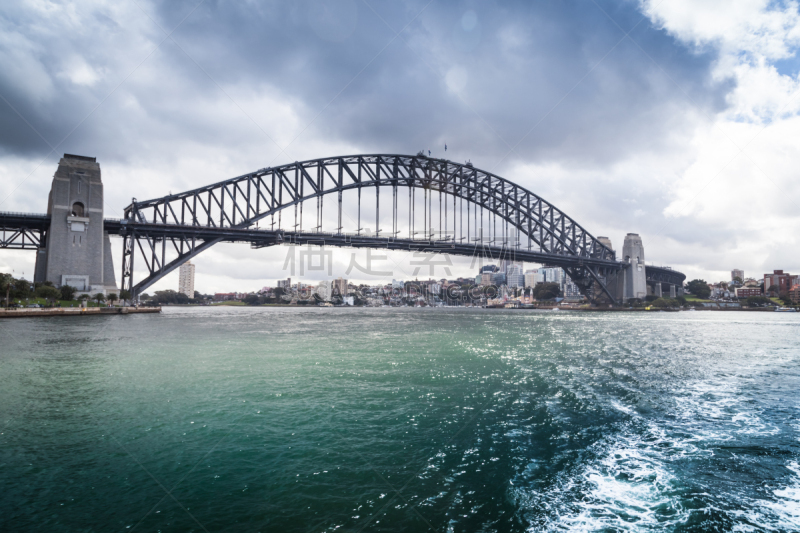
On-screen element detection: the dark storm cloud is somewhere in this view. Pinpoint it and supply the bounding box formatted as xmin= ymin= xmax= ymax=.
xmin=0 ymin=0 xmax=725 ymax=170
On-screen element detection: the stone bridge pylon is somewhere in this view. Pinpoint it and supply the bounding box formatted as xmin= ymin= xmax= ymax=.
xmin=32 ymin=154 xmax=117 ymax=295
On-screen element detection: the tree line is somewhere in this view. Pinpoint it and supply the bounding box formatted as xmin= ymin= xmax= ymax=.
xmin=0 ymin=274 xmax=131 ymax=306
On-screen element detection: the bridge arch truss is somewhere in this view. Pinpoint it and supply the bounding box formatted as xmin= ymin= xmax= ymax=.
xmin=121 ymin=154 xmax=622 ymax=301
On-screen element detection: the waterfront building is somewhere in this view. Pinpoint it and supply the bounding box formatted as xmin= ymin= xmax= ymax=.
xmin=178 ymin=261 xmax=195 ymax=298
xmin=764 ymin=270 xmax=798 ymax=293
xmin=492 ymin=272 xmax=507 ymax=286
xmin=214 ymin=292 xmax=236 ymax=301
xmin=735 ymin=287 xmax=762 ymax=298
xmin=333 ymin=277 xmax=348 ymax=297
xmin=524 ymin=269 xmax=538 ymax=288
xmin=790 ymin=285 xmax=800 ymax=304
xmin=392 ymin=279 xmax=404 ymax=289
xmin=480 ymin=273 xmax=493 ymax=285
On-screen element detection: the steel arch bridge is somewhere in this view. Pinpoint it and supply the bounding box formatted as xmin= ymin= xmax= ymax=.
xmin=111 ymin=153 xmax=685 ymax=303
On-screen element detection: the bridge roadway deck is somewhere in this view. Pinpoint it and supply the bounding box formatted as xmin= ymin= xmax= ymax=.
xmin=104 ymin=219 xmax=625 ymax=271
xmin=0 ymin=214 xmax=685 ymax=285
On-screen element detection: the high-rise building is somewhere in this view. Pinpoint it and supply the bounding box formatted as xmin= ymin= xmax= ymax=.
xmin=539 ymin=267 xmax=562 ymax=285
xmin=731 ymin=269 xmax=744 ymax=281
xmin=563 ymin=274 xmax=582 ymax=298
xmin=524 ymin=269 xmax=538 ymax=288
xmin=277 ymin=278 xmax=291 ymax=289
xmin=498 ymin=260 xmax=523 ymax=274
xmin=178 ymin=261 xmax=195 ymax=298
xmin=333 ymin=277 xmax=348 ymax=297
xmin=536 ymin=266 xmax=582 ymax=298
xmin=506 ymin=264 xmax=524 ymax=288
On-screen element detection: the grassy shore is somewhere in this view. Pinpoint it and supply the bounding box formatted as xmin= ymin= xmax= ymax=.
xmin=5 ymin=297 xmax=114 ymax=308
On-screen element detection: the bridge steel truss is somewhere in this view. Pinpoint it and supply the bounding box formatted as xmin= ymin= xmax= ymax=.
xmin=119 ymin=154 xmax=639 ymax=302
xmin=0 ymin=213 xmax=48 ymax=249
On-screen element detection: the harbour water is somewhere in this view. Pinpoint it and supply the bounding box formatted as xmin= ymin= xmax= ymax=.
xmin=1 ymin=307 xmax=799 ymax=532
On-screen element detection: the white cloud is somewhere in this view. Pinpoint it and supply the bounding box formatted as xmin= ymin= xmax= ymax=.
xmin=643 ymin=0 xmax=800 ymax=61
xmin=60 ymin=55 xmax=101 ymax=86
xmin=639 ymin=0 xmax=800 ymax=279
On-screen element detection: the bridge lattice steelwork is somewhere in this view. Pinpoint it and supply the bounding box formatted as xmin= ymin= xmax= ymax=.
xmin=119 ymin=154 xmax=630 ymax=301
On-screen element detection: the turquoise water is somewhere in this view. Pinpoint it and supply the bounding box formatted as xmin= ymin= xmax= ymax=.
xmin=1 ymin=307 xmax=799 ymax=532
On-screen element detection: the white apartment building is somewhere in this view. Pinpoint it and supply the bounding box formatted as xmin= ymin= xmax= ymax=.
xmin=178 ymin=261 xmax=195 ymax=298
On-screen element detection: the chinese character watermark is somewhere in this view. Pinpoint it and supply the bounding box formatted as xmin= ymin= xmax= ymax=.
xmin=282 ymin=245 xmax=333 ymax=276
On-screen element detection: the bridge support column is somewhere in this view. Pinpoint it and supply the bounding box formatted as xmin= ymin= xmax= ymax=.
xmin=38 ymin=155 xmax=117 ymax=296
xmin=654 ymin=283 xmax=662 ymax=298
xmin=669 ymin=284 xmax=676 ymax=298
xmin=622 ymin=233 xmax=646 ymax=301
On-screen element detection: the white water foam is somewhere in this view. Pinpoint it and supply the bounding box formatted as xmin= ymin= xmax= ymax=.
xmin=514 ymin=422 xmax=702 ymax=532
xmin=730 ymin=461 xmax=800 ymax=532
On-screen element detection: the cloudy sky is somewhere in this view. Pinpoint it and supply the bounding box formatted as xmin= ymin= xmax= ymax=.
xmin=0 ymin=0 xmax=798 ymax=293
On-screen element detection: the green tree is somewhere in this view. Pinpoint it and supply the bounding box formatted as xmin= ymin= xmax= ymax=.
xmin=151 ymin=290 xmax=190 ymax=305
xmin=60 ymin=285 xmax=77 ymax=301
xmin=35 ymin=285 xmax=61 ymax=304
xmin=94 ymin=292 xmax=106 ymax=305
xmin=533 ymin=282 xmax=560 ymax=300
xmin=243 ymin=293 xmax=260 ymax=305
xmin=107 ymin=293 xmax=118 ymax=306
xmin=119 ymin=289 xmax=131 ymax=303
xmin=651 ymin=297 xmax=679 ymax=308
xmin=0 ymin=273 xmax=13 ymax=306
xmin=686 ymin=279 xmax=711 ymax=299
xmin=745 ymin=296 xmax=772 ymax=306
xmin=11 ymin=278 xmax=33 ymax=299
